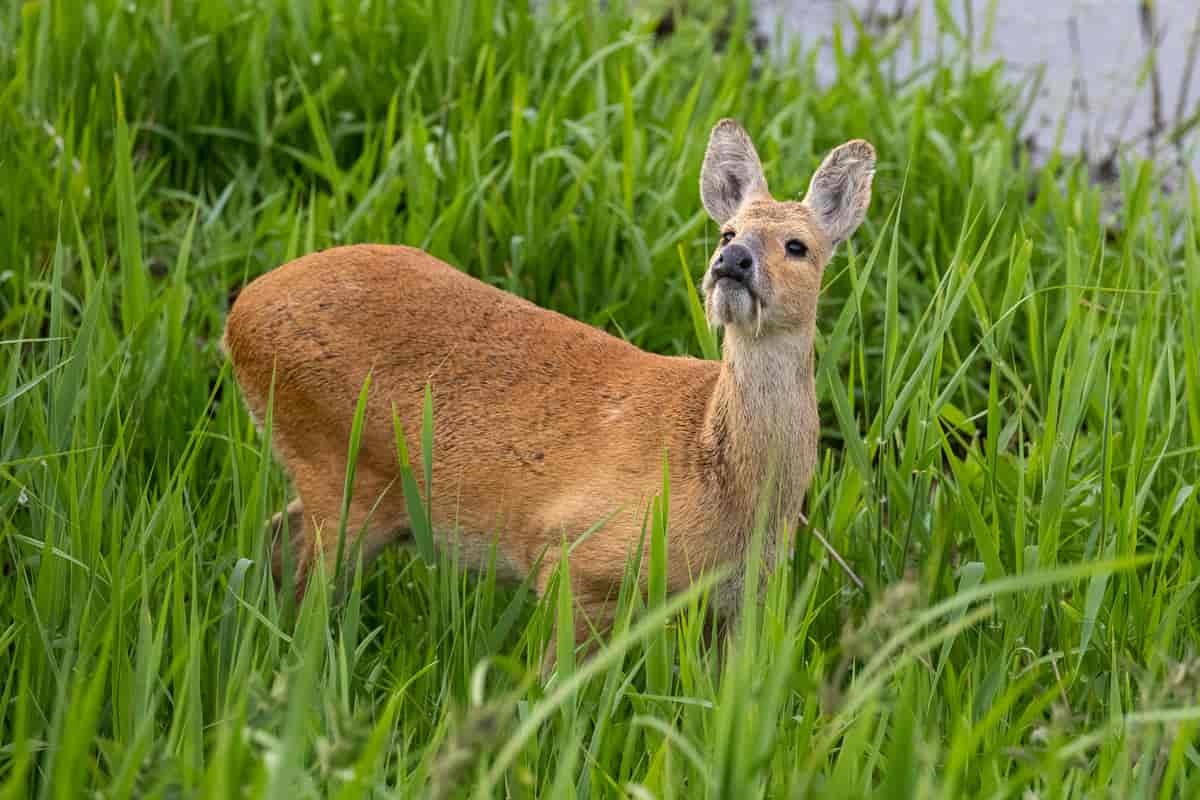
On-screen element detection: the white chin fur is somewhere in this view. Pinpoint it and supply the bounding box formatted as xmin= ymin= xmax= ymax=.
xmin=707 ymin=283 xmax=755 ymax=327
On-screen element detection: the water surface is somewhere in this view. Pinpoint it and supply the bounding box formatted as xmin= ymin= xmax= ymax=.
xmin=758 ymin=0 xmax=1200 ymax=175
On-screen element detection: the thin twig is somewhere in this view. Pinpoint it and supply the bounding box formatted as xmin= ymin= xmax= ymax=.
xmin=1139 ymin=0 xmax=1165 ymax=153
xmin=799 ymin=512 xmax=864 ymax=590
xmin=1066 ymin=16 xmax=1091 ymax=156
xmin=1173 ymin=6 xmax=1200 ymax=126
xmin=1171 ymin=5 xmax=1200 ymax=171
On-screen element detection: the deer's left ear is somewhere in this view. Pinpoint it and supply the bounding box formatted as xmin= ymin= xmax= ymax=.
xmin=700 ymin=119 xmax=770 ymax=225
xmin=802 ymin=140 xmax=875 ymax=246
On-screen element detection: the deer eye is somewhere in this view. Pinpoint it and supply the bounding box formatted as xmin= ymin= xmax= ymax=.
xmin=785 ymin=239 xmax=808 ymax=258
xmin=720 ymin=230 xmax=736 ymax=245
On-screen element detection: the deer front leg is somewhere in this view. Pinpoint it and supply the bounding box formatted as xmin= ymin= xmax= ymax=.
xmin=535 ymin=561 xmax=621 ymax=680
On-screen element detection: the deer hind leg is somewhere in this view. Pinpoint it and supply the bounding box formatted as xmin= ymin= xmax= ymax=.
xmin=268 ymin=497 xmax=306 ymax=589
xmin=232 ymin=378 xmax=400 ymax=596
xmin=276 ymin=452 xmax=410 ymax=602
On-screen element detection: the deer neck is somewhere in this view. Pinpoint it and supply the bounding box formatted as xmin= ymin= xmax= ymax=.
xmin=703 ymin=327 xmax=818 ymax=529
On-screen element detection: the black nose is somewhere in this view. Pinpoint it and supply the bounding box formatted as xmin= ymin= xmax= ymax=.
xmin=713 ymin=242 xmax=755 ymax=284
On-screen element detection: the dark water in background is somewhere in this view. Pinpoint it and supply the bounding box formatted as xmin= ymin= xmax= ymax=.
xmin=755 ymin=0 xmax=1200 ymax=179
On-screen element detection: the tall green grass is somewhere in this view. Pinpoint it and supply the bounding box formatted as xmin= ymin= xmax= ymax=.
xmin=2 ymin=0 xmax=1199 ymax=796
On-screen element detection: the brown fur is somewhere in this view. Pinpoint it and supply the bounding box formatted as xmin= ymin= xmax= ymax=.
xmin=222 ymin=119 xmax=875 ymax=667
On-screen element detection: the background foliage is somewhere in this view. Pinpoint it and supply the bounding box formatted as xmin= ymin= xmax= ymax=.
xmin=2 ymin=0 xmax=1199 ymax=796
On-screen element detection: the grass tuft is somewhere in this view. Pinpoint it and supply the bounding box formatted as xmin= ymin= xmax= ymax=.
xmin=2 ymin=0 xmax=1199 ymax=796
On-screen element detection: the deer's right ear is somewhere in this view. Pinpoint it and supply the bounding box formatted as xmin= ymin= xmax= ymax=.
xmin=700 ymin=119 xmax=769 ymax=225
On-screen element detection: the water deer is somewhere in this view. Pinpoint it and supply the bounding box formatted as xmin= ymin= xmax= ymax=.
xmin=224 ymin=119 xmax=874 ymax=662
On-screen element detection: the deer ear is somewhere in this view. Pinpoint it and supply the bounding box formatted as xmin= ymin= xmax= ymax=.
xmin=802 ymin=139 xmax=875 ymax=246
xmin=700 ymin=119 xmax=770 ymax=225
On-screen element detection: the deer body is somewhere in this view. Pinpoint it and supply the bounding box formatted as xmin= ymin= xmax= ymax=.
xmin=224 ymin=120 xmax=874 ymax=657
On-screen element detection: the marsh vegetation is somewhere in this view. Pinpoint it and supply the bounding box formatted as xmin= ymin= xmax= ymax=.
xmin=2 ymin=0 xmax=1198 ymax=796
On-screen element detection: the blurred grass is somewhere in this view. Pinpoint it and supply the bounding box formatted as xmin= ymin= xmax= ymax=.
xmin=2 ymin=0 xmax=1199 ymax=796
